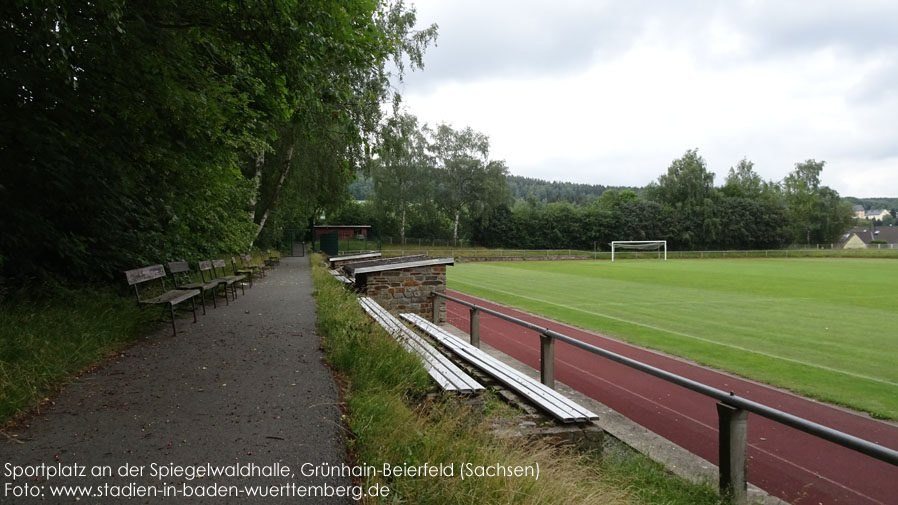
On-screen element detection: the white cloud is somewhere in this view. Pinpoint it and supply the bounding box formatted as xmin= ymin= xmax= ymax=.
xmin=399 ymin=0 xmax=898 ymax=196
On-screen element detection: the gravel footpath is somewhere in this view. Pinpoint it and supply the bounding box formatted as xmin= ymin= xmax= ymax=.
xmin=2 ymin=256 xmax=353 ymax=504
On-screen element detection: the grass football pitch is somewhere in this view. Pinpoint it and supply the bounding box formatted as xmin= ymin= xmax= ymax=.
xmin=448 ymin=258 xmax=898 ymax=419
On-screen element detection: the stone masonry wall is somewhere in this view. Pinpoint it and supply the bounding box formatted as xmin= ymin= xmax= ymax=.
xmin=365 ymin=265 xmax=446 ymax=319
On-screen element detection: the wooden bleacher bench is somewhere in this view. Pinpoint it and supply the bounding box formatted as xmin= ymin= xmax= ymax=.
xmin=124 ymin=264 xmax=200 ymax=336
xmin=328 ymin=251 xmax=381 ymax=269
xmin=329 ymin=269 xmax=353 ymax=285
xmin=401 ymin=313 xmax=598 ymax=423
xmin=358 ymin=297 xmax=483 ymax=393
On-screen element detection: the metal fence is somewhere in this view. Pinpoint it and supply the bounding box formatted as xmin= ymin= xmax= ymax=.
xmin=431 ymin=291 xmax=898 ymax=503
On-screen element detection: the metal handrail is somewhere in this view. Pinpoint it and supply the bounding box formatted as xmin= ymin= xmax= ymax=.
xmin=433 ymin=290 xmax=898 ymax=468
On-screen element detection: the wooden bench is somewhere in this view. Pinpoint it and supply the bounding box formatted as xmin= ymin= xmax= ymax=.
xmin=212 ymin=259 xmax=246 ymax=300
xmin=230 ymin=256 xmax=254 ymax=288
xmin=266 ymin=250 xmax=281 ymax=267
xmin=167 ymin=261 xmax=224 ymax=315
xmin=241 ymin=253 xmax=269 ymax=277
xmin=358 ymin=297 xmax=483 ymax=393
xmin=401 ymin=313 xmax=598 ymax=423
xmin=124 ymin=264 xmax=201 ymax=336
xmin=329 ymin=269 xmax=353 ymax=285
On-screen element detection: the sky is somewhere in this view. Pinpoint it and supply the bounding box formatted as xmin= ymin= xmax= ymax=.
xmin=392 ymin=0 xmax=898 ymax=197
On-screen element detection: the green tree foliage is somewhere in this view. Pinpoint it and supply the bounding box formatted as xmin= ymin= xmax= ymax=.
xmin=644 ymin=149 xmax=721 ymax=248
xmin=0 ymin=0 xmax=436 ymax=283
xmin=348 ymin=173 xmax=375 ymax=200
xmin=372 ymin=112 xmax=433 ymax=245
xmin=471 ymin=152 xmax=848 ymax=252
xmin=783 ymin=160 xmax=853 ymax=244
xmin=427 ymin=123 xmax=510 ymax=245
xmin=722 ymin=158 xmax=764 ymax=199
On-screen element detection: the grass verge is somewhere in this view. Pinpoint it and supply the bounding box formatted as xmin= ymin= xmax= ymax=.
xmin=0 ymin=286 xmax=152 ymax=423
xmin=312 ymin=255 xmax=726 ymax=504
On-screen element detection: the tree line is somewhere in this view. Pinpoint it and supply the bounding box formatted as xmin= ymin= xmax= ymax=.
xmin=0 ymin=0 xmax=436 ymax=284
xmin=337 ymin=145 xmax=855 ymax=251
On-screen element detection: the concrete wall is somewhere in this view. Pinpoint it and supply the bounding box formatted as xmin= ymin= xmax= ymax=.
xmin=364 ymin=265 xmax=446 ymax=319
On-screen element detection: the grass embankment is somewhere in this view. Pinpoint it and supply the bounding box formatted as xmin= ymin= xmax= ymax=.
xmin=312 ymin=256 xmax=724 ymax=504
xmin=449 ymin=258 xmax=898 ymax=419
xmin=0 ymin=286 xmax=151 ymax=423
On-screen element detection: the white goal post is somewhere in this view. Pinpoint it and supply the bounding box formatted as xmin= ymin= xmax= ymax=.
xmin=610 ymin=241 xmax=667 ymax=261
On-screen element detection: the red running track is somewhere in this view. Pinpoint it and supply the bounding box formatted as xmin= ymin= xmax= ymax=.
xmin=445 ymin=290 xmax=898 ymax=505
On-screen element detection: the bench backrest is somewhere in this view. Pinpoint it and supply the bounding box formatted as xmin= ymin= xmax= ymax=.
xmin=231 ymin=256 xmax=243 ymax=274
xmin=167 ymin=261 xmax=190 ymax=275
xmin=125 ymin=265 xmax=166 ymax=286
xmin=211 ymin=259 xmax=227 ymax=278
xmin=167 ymin=261 xmax=202 ymax=286
xmin=198 ymin=260 xmax=213 ymax=272
xmin=124 ymin=264 xmax=168 ymax=303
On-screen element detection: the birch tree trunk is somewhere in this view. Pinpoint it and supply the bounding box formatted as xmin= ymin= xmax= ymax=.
xmin=400 ymin=207 xmax=407 ymax=245
xmin=453 ymin=209 xmax=460 ymax=247
xmin=250 ymin=145 xmax=293 ymax=247
xmin=247 ymin=150 xmax=265 ymax=222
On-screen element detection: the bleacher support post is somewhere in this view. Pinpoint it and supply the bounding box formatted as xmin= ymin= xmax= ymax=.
xmin=717 ymin=402 xmax=749 ymax=503
xmin=469 ymin=308 xmax=480 ymax=348
xmin=540 ymin=333 xmax=555 ymax=389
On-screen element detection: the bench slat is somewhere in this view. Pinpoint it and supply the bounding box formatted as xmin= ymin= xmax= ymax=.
xmin=144 ymin=289 xmax=201 ymax=306
xmin=358 ymin=297 xmax=483 ymax=393
xmin=401 ymin=313 xmax=598 ymax=423
xmin=329 ymin=270 xmax=353 ymax=284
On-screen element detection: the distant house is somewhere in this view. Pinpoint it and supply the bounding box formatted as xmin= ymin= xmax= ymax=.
xmin=840 ymin=226 xmax=898 ymax=249
xmin=865 ymin=209 xmax=891 ymax=221
xmin=852 ymin=204 xmax=865 ymax=219
xmin=313 ymin=225 xmax=371 ymax=241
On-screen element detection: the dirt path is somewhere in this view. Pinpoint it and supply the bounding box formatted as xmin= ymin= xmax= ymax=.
xmin=1 ymin=257 xmax=351 ymax=504
xmin=446 ymin=290 xmax=898 ymax=505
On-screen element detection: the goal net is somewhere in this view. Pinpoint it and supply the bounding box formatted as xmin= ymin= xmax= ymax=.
xmin=610 ymin=241 xmax=667 ymax=261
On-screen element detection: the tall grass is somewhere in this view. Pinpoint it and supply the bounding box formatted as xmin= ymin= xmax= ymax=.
xmin=312 ymin=256 xmax=725 ymax=505
xmin=0 ymin=286 xmax=152 ymax=422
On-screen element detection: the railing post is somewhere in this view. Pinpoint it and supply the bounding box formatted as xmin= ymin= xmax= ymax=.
xmin=469 ymin=307 xmax=480 ymax=348
xmin=431 ymin=293 xmax=445 ymax=324
xmin=540 ymin=333 xmax=555 ymax=389
xmin=717 ymin=402 xmax=749 ymax=504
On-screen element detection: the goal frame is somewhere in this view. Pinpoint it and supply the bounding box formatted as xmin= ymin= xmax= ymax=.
xmin=610 ymin=240 xmax=667 ymax=262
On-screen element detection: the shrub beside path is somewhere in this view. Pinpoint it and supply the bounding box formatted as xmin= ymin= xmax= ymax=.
xmin=2 ymin=257 xmax=351 ymax=504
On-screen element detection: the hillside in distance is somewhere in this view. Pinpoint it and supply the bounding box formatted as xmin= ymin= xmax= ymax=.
xmin=506 ymin=174 xmax=610 ymax=204
xmin=349 ymin=172 xmax=633 ymax=204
